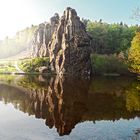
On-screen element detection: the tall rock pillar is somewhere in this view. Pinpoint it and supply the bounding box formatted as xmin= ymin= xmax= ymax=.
xmin=49 ymin=7 xmax=91 ymax=76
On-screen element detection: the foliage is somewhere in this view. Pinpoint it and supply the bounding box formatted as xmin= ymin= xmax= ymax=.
xmin=91 ymin=53 xmax=129 ymax=75
xmin=128 ymin=32 xmax=140 ymax=74
xmin=87 ymin=21 xmax=139 ymax=54
xmin=19 ymin=57 xmax=49 ymax=73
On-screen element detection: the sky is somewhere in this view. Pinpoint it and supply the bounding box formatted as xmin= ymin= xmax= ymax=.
xmin=0 ymin=0 xmax=140 ymax=39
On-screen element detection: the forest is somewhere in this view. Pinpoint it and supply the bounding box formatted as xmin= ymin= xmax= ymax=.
xmin=87 ymin=20 xmax=140 ymax=75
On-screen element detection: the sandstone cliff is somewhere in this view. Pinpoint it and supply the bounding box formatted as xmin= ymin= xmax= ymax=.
xmin=48 ymin=7 xmax=91 ymax=76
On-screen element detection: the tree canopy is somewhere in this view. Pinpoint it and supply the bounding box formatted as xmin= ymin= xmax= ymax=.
xmin=87 ymin=20 xmax=139 ymax=54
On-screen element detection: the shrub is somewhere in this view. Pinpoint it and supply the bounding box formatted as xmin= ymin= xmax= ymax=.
xmin=19 ymin=57 xmax=49 ymax=73
xmin=91 ymin=54 xmax=129 ymax=75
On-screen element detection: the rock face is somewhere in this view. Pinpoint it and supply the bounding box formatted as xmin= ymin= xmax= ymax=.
xmin=48 ymin=7 xmax=91 ymax=76
xmin=31 ymin=7 xmax=92 ymax=77
xmin=32 ymin=13 xmax=59 ymax=57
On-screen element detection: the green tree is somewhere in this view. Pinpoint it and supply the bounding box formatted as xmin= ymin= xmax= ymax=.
xmin=87 ymin=21 xmax=138 ymax=54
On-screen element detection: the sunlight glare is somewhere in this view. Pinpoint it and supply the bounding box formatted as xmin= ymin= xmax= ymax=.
xmin=0 ymin=0 xmax=37 ymax=39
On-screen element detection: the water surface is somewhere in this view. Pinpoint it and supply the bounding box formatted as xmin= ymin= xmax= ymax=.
xmin=0 ymin=75 xmax=140 ymax=140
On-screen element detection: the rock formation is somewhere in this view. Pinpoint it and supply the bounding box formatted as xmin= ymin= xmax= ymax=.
xmin=31 ymin=7 xmax=92 ymax=76
xmin=31 ymin=13 xmax=59 ymax=57
xmin=48 ymin=7 xmax=91 ymax=76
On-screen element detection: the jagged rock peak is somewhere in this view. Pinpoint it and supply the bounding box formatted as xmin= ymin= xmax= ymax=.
xmin=64 ymin=7 xmax=77 ymax=17
xmin=31 ymin=13 xmax=59 ymax=58
xmin=50 ymin=13 xmax=59 ymax=25
xmin=49 ymin=7 xmax=92 ymax=77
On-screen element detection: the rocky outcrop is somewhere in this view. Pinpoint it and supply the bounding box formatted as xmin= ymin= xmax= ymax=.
xmin=31 ymin=7 xmax=92 ymax=77
xmin=31 ymin=13 xmax=59 ymax=57
xmin=48 ymin=7 xmax=92 ymax=76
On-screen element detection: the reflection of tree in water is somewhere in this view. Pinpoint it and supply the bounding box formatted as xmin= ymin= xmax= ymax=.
xmin=126 ymin=81 xmax=140 ymax=112
xmin=125 ymin=81 xmax=140 ymax=140
xmin=0 ymin=76 xmax=140 ymax=136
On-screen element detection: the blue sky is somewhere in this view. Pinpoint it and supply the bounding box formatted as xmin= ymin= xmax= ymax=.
xmin=30 ymin=0 xmax=140 ymax=24
xmin=0 ymin=0 xmax=140 ymax=39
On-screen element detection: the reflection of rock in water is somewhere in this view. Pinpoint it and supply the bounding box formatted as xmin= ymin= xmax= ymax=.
xmin=19 ymin=76 xmax=140 ymax=136
xmin=1 ymin=76 xmax=140 ymax=136
xmin=27 ymin=76 xmax=90 ymax=135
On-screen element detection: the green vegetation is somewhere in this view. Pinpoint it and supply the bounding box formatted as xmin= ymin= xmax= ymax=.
xmin=87 ymin=21 xmax=139 ymax=54
xmin=86 ymin=20 xmax=140 ymax=75
xmin=91 ymin=53 xmax=129 ymax=75
xmin=19 ymin=57 xmax=49 ymax=73
xmin=128 ymin=32 xmax=140 ymax=74
xmin=0 ymin=60 xmax=17 ymax=73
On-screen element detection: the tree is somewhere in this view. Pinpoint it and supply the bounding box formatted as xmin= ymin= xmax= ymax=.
xmin=128 ymin=32 xmax=140 ymax=73
xmin=87 ymin=21 xmax=138 ymax=54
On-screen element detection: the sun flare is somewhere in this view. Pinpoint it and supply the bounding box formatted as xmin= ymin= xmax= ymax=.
xmin=0 ymin=0 xmax=37 ymax=39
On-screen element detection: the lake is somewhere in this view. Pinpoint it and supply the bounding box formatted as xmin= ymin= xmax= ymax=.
xmin=0 ymin=75 xmax=140 ymax=140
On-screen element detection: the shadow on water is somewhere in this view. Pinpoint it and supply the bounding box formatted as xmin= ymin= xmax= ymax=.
xmin=0 ymin=75 xmax=140 ymax=137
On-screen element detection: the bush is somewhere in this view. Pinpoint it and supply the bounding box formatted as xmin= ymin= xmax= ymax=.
xmin=19 ymin=57 xmax=49 ymax=73
xmin=91 ymin=54 xmax=129 ymax=75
